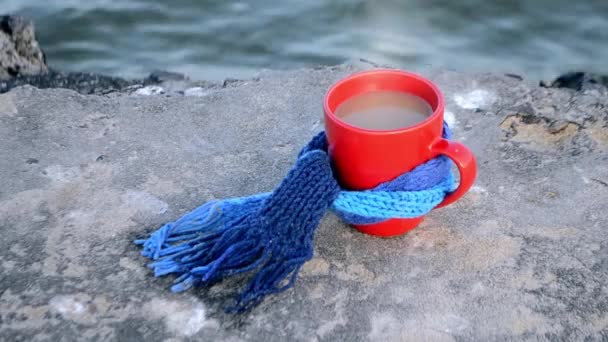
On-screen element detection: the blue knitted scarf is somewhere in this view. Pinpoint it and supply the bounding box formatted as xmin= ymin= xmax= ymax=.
xmin=135 ymin=123 xmax=455 ymax=313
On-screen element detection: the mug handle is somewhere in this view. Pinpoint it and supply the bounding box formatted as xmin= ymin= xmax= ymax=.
xmin=430 ymin=139 xmax=477 ymax=208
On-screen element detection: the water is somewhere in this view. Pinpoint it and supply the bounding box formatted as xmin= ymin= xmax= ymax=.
xmin=6 ymin=0 xmax=608 ymax=81
xmin=336 ymin=91 xmax=432 ymax=130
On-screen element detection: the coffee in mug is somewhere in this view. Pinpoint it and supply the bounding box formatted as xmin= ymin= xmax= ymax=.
xmin=334 ymin=91 xmax=432 ymax=130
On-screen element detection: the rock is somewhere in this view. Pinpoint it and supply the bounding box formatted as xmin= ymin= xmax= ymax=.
xmin=1 ymin=68 xmax=220 ymax=96
xmin=0 ymin=69 xmax=138 ymax=95
xmin=540 ymin=71 xmax=608 ymax=91
xmin=134 ymin=85 xmax=165 ymax=96
xmin=0 ymin=15 xmax=48 ymax=80
xmin=0 ymin=66 xmax=607 ymax=341
xmin=143 ymin=70 xmax=187 ymax=85
xmin=142 ymin=71 xmax=222 ymax=97
xmin=183 ymin=86 xmax=208 ymax=97
xmin=504 ymin=73 xmax=524 ymax=81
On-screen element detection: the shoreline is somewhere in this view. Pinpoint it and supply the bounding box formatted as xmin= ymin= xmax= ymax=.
xmin=3 ymin=66 xmax=608 ymax=97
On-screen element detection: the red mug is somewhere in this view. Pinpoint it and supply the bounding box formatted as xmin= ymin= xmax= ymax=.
xmin=323 ymin=69 xmax=477 ymax=237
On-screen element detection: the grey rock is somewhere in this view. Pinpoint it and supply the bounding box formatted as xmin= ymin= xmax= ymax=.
xmin=144 ymin=70 xmax=187 ymax=85
xmin=540 ymin=71 xmax=608 ymax=91
xmin=0 ymin=69 xmax=138 ymax=95
xmin=0 ymin=69 xmax=223 ymax=96
xmin=0 ymin=66 xmax=607 ymax=341
xmin=0 ymin=15 xmax=48 ymax=80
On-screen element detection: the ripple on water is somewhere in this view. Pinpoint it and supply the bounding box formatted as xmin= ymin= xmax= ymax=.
xmin=7 ymin=0 xmax=608 ymax=80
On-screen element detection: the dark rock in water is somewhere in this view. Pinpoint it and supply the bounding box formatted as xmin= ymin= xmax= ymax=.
xmin=0 ymin=67 xmax=222 ymax=96
xmin=0 ymin=15 xmax=48 ymax=80
xmin=540 ymin=71 xmax=608 ymax=91
xmin=144 ymin=70 xmax=187 ymax=85
xmin=0 ymin=69 xmax=137 ymax=94
xmin=222 ymin=77 xmax=246 ymax=87
xmin=504 ymin=73 xmax=524 ymax=81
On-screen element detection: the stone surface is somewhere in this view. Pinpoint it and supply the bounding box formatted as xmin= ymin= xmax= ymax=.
xmin=0 ymin=69 xmax=225 ymax=96
xmin=0 ymin=15 xmax=48 ymax=80
xmin=540 ymin=71 xmax=608 ymax=91
xmin=0 ymin=65 xmax=607 ymax=341
xmin=0 ymin=69 xmax=138 ymax=95
xmin=144 ymin=70 xmax=188 ymax=85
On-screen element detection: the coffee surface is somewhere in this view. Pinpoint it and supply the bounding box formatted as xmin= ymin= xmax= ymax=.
xmin=335 ymin=91 xmax=433 ymax=130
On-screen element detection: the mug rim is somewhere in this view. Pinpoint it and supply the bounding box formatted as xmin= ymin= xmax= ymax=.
xmin=323 ymin=68 xmax=445 ymax=135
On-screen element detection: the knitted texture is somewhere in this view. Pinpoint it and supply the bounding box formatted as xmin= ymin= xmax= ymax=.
xmin=135 ymin=123 xmax=454 ymax=313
